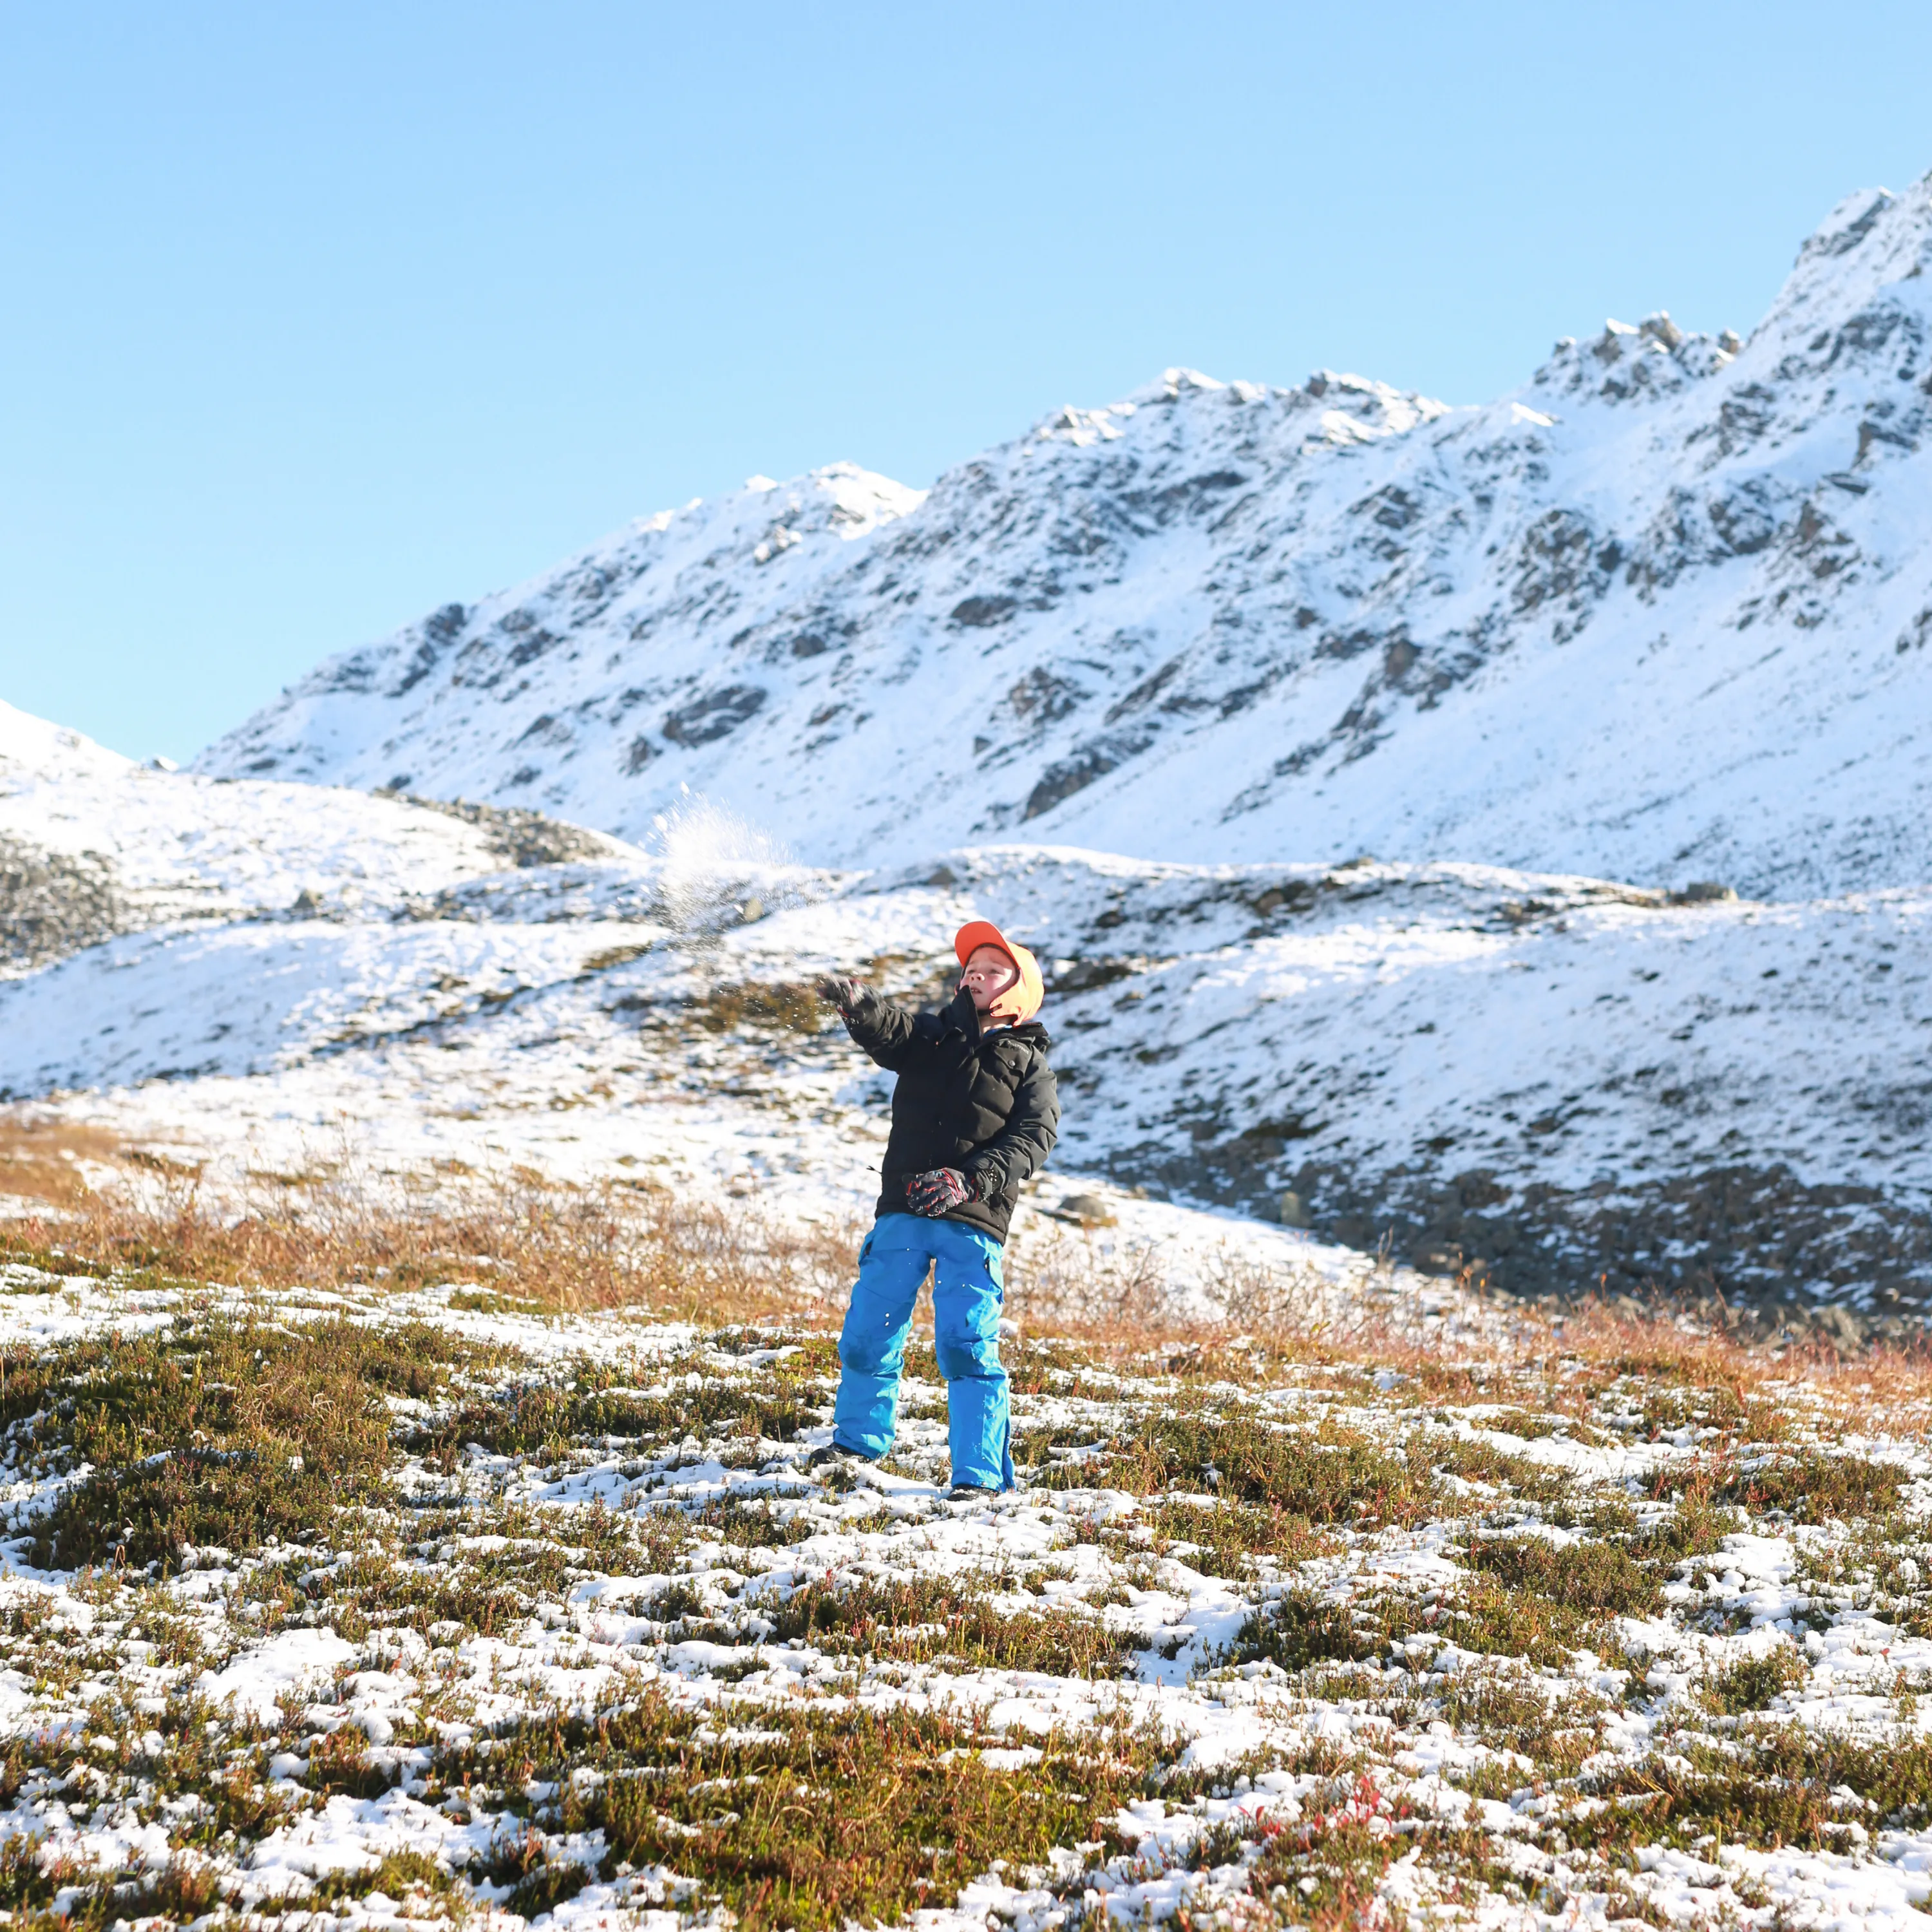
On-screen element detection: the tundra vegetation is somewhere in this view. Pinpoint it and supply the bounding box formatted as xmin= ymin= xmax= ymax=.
xmin=0 ymin=1138 xmax=1926 ymax=1931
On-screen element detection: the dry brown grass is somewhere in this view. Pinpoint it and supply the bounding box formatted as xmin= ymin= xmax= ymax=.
xmin=0 ymin=1134 xmax=860 ymax=1328
xmin=6 ymin=1118 xmax=1931 ymax=1431
xmin=1535 ymin=1293 xmax=1932 ymax=1420
xmin=0 ymin=1117 xmax=128 ymax=1206
xmin=1003 ymin=1206 xmax=1337 ymax=1340
xmin=1009 ymin=1264 xmax=1932 ymax=1439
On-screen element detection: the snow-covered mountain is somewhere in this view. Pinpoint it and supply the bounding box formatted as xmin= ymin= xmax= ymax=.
xmin=12 ymin=173 xmax=1932 ymax=1325
xmin=202 ymin=177 xmax=1932 ymax=898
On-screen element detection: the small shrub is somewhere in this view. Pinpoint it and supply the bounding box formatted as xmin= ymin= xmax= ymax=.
xmin=1411 ymin=1431 xmax=1575 ymax=1504
xmin=1141 ymin=1498 xmax=1339 ymax=1578
xmin=417 ymin=1356 xmax=819 ymax=1461
xmin=1706 ymin=1644 xmax=1810 ymax=1714
xmin=586 ymin=1698 xmax=1155 ymax=1932
xmin=1718 ymin=1452 xmax=1906 ymax=1524
xmin=1466 ymin=1533 xmax=1661 ymax=1615
xmin=0 ymin=1834 xmax=54 ymax=1910
xmin=1235 ymin=1577 xmax=1605 ymax=1674
xmin=1634 ymin=1490 xmax=1739 ymax=1564
xmin=1229 ymin=1591 xmax=1375 ymax=1671
xmin=3 ymin=1316 xmax=504 ymax=1569
xmin=313 ymin=1850 xmax=453 ymax=1904
xmin=305 ymin=1725 xmax=397 ymax=1800
xmin=508 ymin=1860 xmax=592 ymax=1919
xmin=766 ymin=1574 xmax=1135 ymax=1678
xmin=1070 ymin=1414 xmax=1424 ymax=1526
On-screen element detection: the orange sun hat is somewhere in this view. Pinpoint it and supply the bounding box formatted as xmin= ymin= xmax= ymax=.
xmin=954 ymin=919 xmax=1045 ymax=1025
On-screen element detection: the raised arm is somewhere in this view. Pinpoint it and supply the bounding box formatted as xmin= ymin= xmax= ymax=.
xmin=817 ymin=977 xmax=927 ymax=1073
xmin=963 ymin=1057 xmax=1059 ymax=1200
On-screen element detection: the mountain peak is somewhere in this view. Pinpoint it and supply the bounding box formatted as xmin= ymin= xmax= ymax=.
xmin=1797 ymin=183 xmax=1899 ymax=264
xmin=1761 ymin=169 xmax=1932 ymax=336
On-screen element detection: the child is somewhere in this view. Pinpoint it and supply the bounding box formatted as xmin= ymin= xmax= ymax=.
xmin=813 ymin=921 xmax=1058 ymax=1497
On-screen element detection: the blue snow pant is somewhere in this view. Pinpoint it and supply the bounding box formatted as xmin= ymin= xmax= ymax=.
xmin=831 ymin=1213 xmax=1015 ymax=1490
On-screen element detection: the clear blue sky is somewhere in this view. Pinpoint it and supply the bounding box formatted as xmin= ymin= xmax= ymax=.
xmin=5 ymin=2 xmax=1930 ymax=762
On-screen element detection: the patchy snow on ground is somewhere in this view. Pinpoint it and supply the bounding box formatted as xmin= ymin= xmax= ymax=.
xmin=0 ymin=1269 xmax=1927 ymax=1929
xmin=12 ymin=151 xmax=1932 ymax=1932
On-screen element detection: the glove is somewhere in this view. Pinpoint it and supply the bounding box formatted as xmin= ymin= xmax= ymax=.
xmin=906 ymin=1167 xmax=976 ymax=1217
xmin=816 ymin=975 xmax=866 ymax=1015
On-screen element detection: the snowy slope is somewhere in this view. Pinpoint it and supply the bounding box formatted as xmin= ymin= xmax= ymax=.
xmin=6 ymin=713 xmax=1929 ymax=1310
xmin=0 ymin=695 xmax=632 ymax=974
xmin=0 ymin=720 xmax=1351 ymax=1307
xmin=201 ymin=177 xmax=1932 ymax=897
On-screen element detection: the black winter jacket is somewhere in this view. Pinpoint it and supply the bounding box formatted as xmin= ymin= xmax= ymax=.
xmin=840 ymin=985 xmax=1059 ymax=1242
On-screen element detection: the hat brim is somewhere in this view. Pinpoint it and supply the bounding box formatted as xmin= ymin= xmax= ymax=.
xmin=954 ymin=920 xmax=1045 ymax=1025
xmin=955 ymin=918 xmax=1018 ymax=966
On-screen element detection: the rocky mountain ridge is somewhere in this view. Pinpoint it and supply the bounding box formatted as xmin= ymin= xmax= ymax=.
xmin=200 ymin=176 xmax=1932 ymax=898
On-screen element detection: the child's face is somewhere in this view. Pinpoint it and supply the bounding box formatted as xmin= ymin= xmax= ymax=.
xmin=961 ymin=945 xmax=1020 ymax=1013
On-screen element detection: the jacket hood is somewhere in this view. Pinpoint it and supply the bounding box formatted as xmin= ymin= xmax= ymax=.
xmin=954 ymin=919 xmax=1045 ymax=1025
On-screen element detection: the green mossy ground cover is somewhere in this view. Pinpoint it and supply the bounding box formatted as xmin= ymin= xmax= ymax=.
xmin=0 ymin=1283 xmax=1926 ymax=1930
xmin=0 ymin=1314 xmax=509 ymax=1569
